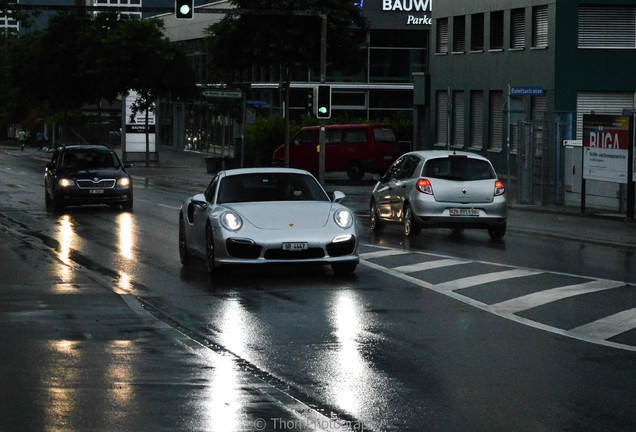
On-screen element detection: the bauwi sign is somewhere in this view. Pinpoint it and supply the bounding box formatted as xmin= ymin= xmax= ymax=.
xmin=582 ymin=115 xmax=630 ymax=184
xmin=360 ymin=0 xmax=432 ymax=29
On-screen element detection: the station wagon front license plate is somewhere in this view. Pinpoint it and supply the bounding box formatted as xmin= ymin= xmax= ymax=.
xmin=282 ymin=242 xmax=308 ymax=251
xmin=450 ymin=208 xmax=479 ymax=216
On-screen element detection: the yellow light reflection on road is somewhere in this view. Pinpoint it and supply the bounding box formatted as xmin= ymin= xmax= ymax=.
xmin=117 ymin=213 xmax=135 ymax=260
xmin=56 ymin=215 xmax=75 ymax=282
xmin=107 ymin=340 xmax=134 ymax=406
xmin=45 ymin=340 xmax=81 ymax=432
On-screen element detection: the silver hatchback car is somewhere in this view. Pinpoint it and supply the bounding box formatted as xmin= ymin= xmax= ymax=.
xmin=370 ymin=150 xmax=508 ymax=239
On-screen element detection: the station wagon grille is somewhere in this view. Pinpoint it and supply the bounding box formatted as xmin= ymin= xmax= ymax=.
xmin=76 ymin=179 xmax=116 ymax=189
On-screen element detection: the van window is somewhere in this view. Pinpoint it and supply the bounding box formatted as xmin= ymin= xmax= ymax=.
xmin=326 ymin=129 xmax=342 ymax=145
xmin=294 ymin=129 xmax=314 ymax=146
xmin=374 ymin=127 xmax=397 ymax=143
xmin=344 ymin=128 xmax=368 ymax=144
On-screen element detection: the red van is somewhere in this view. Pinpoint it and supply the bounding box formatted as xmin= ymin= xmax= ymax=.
xmin=272 ymin=124 xmax=404 ymax=180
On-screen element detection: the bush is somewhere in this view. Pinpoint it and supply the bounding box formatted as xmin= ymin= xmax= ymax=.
xmin=244 ymin=116 xmax=287 ymax=167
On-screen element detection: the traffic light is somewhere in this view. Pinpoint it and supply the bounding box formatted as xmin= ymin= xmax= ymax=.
xmin=314 ymin=85 xmax=331 ymax=119
xmin=175 ymin=0 xmax=193 ymax=19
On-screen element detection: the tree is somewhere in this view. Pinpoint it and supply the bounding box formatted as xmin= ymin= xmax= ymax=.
xmin=3 ymin=12 xmax=197 ymax=150
xmin=205 ymin=0 xmax=369 ymax=165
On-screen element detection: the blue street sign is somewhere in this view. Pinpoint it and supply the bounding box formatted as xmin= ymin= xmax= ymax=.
xmin=510 ymin=87 xmax=544 ymax=97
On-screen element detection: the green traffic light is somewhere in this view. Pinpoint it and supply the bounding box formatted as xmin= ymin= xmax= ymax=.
xmin=179 ymin=5 xmax=191 ymax=14
xmin=318 ymin=107 xmax=327 ymax=114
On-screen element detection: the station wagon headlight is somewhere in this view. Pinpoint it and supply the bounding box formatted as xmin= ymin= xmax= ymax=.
xmin=334 ymin=209 xmax=353 ymax=229
xmin=221 ymin=211 xmax=243 ymax=231
xmin=58 ymin=178 xmax=72 ymax=188
xmin=118 ymin=177 xmax=131 ymax=187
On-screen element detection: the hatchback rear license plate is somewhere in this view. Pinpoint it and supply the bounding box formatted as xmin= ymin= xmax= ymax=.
xmin=282 ymin=242 xmax=308 ymax=251
xmin=450 ymin=208 xmax=479 ymax=216
xmin=89 ymin=189 xmax=104 ymax=195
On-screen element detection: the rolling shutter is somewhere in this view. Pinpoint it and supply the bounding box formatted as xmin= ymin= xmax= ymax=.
xmin=453 ymin=91 xmax=465 ymax=148
xmin=436 ymin=90 xmax=449 ymax=146
xmin=578 ymin=6 xmax=636 ymax=48
xmin=489 ymin=91 xmax=504 ymax=151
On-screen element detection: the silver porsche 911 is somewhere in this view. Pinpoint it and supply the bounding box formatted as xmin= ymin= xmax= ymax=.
xmin=179 ymin=167 xmax=359 ymax=274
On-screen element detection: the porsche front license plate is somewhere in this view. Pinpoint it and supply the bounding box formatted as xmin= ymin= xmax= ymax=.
xmin=450 ymin=208 xmax=479 ymax=216
xmin=282 ymin=242 xmax=308 ymax=251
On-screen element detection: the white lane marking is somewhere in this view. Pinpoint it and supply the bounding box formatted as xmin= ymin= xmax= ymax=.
xmin=491 ymin=279 xmax=625 ymax=314
xmin=393 ymin=258 xmax=470 ymax=274
xmin=157 ymin=203 xmax=180 ymax=210
xmin=567 ymin=308 xmax=636 ymax=340
xmin=360 ymin=249 xmax=410 ymax=259
xmin=436 ymin=269 xmax=542 ymax=292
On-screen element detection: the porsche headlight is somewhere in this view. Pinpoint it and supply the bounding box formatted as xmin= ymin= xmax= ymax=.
xmin=58 ymin=178 xmax=73 ymax=188
xmin=334 ymin=209 xmax=353 ymax=229
xmin=118 ymin=177 xmax=131 ymax=187
xmin=221 ymin=211 xmax=243 ymax=231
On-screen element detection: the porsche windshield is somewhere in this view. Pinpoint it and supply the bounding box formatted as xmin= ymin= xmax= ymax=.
xmin=217 ymin=173 xmax=329 ymax=204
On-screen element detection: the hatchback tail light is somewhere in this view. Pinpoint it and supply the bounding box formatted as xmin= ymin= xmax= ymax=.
xmin=416 ymin=178 xmax=433 ymax=195
xmin=494 ymin=180 xmax=505 ymax=196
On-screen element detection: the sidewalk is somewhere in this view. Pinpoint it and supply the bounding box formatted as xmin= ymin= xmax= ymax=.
xmin=6 ymin=144 xmax=636 ymax=250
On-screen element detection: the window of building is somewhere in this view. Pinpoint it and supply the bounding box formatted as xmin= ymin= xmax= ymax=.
xmin=471 ymin=13 xmax=484 ymax=51
xmin=370 ymin=30 xmax=428 ymax=82
xmin=453 ymin=16 xmax=466 ymax=53
xmin=437 ymin=18 xmax=449 ymax=54
xmin=470 ymin=91 xmax=484 ymax=149
xmin=532 ymin=5 xmax=548 ymax=48
xmin=578 ymin=5 xmax=636 ymax=49
xmin=490 ymin=11 xmax=504 ymax=50
xmin=452 ymin=91 xmax=465 ymax=148
xmin=436 ymin=90 xmax=449 ymax=146
xmin=93 ymin=0 xmax=142 ymax=17
xmin=489 ymin=91 xmax=504 ymax=151
xmin=510 ymin=8 xmax=526 ymax=49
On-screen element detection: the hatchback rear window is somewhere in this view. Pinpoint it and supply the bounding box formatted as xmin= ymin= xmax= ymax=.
xmin=423 ymin=157 xmax=495 ymax=181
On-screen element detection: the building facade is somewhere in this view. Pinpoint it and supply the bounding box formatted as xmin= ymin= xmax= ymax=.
xmin=425 ymin=1 xmax=636 ymax=209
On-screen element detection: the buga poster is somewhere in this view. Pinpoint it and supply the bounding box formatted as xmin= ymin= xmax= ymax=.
xmin=582 ymin=114 xmax=630 ymax=184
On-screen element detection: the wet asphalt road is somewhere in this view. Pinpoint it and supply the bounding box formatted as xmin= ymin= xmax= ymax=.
xmin=1 ymin=147 xmax=636 ymax=432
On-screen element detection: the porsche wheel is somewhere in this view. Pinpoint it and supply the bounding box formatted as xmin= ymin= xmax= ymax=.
xmin=179 ymin=218 xmax=193 ymax=265
xmin=205 ymin=224 xmax=218 ymax=274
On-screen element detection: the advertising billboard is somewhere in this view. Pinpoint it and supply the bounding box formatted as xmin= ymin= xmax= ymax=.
xmin=582 ymin=114 xmax=630 ymax=184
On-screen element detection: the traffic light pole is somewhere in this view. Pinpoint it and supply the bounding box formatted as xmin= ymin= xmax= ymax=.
xmin=318 ymin=15 xmax=327 ymax=186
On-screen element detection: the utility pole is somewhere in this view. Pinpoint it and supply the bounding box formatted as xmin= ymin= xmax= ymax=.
xmin=318 ymin=15 xmax=327 ymax=185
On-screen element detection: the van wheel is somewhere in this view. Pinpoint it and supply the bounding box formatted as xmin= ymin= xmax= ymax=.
xmin=346 ymin=161 xmax=364 ymax=181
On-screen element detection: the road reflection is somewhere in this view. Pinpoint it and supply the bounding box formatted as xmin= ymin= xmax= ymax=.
xmin=56 ymin=215 xmax=75 ymax=283
xmin=330 ymin=290 xmax=367 ymax=413
xmin=44 ymin=340 xmax=81 ymax=432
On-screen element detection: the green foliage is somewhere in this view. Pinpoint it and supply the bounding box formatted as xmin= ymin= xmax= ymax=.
xmin=0 ymin=12 xmax=197 ymax=135
xmin=205 ymin=1 xmax=368 ymax=84
xmin=244 ymin=116 xmax=287 ymax=167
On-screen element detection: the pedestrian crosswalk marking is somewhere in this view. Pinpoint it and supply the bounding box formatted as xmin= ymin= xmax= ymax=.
xmin=567 ymin=308 xmax=636 ymax=340
xmin=435 ymin=268 xmax=542 ymax=292
xmin=490 ymin=279 xmax=625 ymax=314
xmin=360 ymin=249 xmax=409 ymax=260
xmin=359 ymin=244 xmax=636 ymax=352
xmin=393 ymin=258 xmax=470 ymax=274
